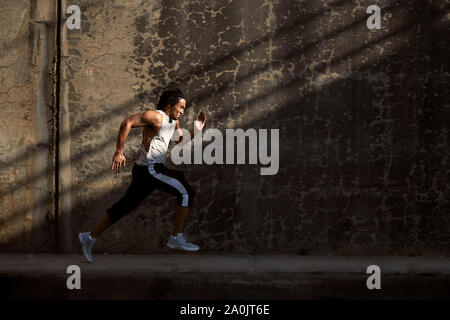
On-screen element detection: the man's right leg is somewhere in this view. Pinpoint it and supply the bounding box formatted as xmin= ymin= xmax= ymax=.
xmin=172 ymin=206 xmax=189 ymax=236
xmin=148 ymin=164 xmax=198 ymax=251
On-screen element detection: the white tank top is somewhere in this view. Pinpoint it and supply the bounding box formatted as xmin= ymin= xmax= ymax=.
xmin=136 ymin=110 xmax=176 ymax=166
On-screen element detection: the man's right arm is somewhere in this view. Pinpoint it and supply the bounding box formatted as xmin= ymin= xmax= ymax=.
xmin=112 ymin=110 xmax=163 ymax=173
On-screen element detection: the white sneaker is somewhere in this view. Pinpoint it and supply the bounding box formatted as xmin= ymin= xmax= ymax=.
xmin=79 ymin=232 xmax=96 ymax=262
xmin=167 ymin=233 xmax=199 ymax=251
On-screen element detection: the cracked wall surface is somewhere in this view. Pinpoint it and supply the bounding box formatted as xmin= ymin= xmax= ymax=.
xmin=1 ymin=0 xmax=448 ymax=255
xmin=61 ymin=0 xmax=449 ymax=255
xmin=0 ymin=0 xmax=55 ymax=252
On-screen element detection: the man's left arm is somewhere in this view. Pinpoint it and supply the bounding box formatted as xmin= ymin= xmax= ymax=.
xmin=174 ymin=111 xmax=207 ymax=145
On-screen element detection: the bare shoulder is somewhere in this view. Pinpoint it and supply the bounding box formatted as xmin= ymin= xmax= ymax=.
xmin=142 ymin=109 xmax=162 ymax=119
xmin=142 ymin=110 xmax=163 ymax=126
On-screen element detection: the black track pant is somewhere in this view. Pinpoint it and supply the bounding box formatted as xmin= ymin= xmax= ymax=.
xmin=106 ymin=163 xmax=195 ymax=224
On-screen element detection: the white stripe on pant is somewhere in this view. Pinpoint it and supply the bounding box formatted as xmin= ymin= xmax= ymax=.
xmin=148 ymin=165 xmax=190 ymax=207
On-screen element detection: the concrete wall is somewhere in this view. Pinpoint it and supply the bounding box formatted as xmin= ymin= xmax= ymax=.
xmin=0 ymin=0 xmax=56 ymax=252
xmin=1 ymin=0 xmax=449 ymax=255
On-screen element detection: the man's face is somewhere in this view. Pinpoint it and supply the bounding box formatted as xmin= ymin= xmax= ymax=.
xmin=169 ymin=98 xmax=186 ymax=121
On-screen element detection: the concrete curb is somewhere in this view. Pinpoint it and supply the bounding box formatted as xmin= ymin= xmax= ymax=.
xmin=1 ymin=254 xmax=450 ymax=273
xmin=1 ymin=254 xmax=450 ymax=299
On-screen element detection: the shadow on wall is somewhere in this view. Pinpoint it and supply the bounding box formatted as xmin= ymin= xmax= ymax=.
xmin=0 ymin=0 xmax=424 ymax=198
xmin=0 ymin=1 xmax=448 ymax=254
xmin=0 ymin=0 xmax=366 ymax=202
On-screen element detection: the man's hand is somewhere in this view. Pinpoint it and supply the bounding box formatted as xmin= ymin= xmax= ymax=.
xmin=194 ymin=111 xmax=207 ymax=131
xmin=112 ymin=111 xmax=162 ymax=171
xmin=111 ymin=151 xmax=126 ymax=173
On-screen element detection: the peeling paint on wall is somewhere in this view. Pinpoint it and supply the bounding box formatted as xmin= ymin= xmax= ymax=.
xmin=1 ymin=0 xmax=448 ymax=255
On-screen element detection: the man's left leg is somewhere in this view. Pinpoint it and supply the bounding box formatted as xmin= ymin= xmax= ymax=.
xmin=79 ymin=164 xmax=156 ymax=262
xmin=91 ymin=214 xmax=113 ymax=239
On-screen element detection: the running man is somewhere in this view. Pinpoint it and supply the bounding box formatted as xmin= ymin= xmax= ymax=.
xmin=79 ymin=88 xmax=206 ymax=262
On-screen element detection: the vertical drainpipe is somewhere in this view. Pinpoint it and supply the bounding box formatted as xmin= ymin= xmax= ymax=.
xmin=53 ymin=0 xmax=62 ymax=252
xmin=58 ymin=0 xmax=74 ymax=252
xmin=33 ymin=0 xmax=55 ymax=251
